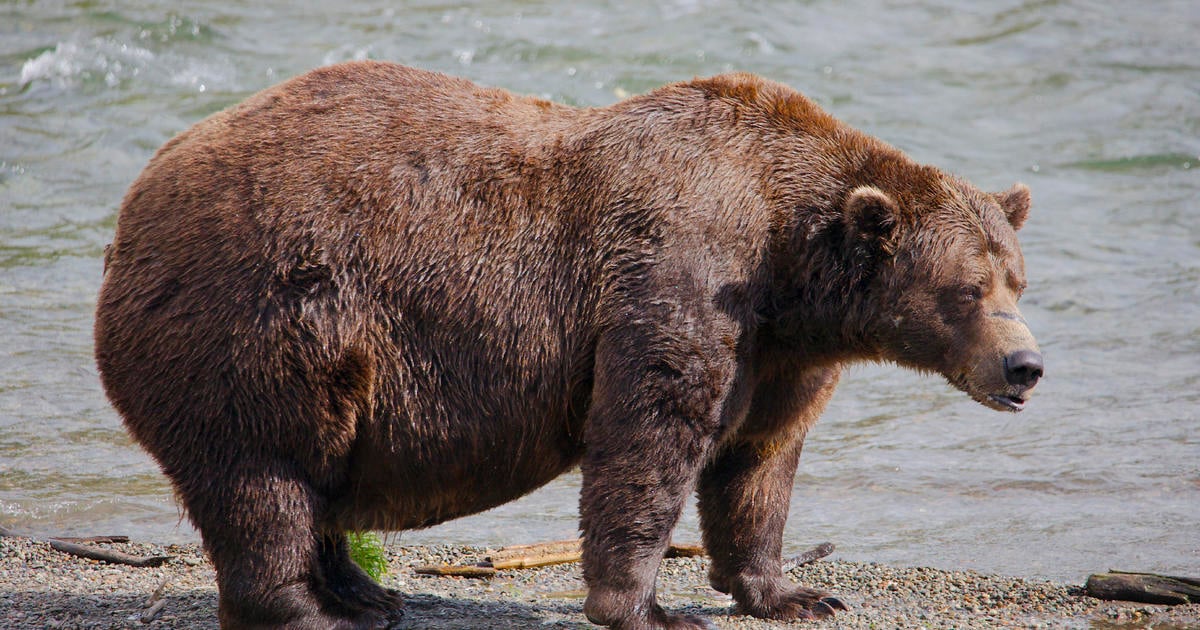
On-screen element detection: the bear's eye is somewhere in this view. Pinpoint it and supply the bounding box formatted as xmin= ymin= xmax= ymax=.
xmin=960 ymin=285 xmax=984 ymax=303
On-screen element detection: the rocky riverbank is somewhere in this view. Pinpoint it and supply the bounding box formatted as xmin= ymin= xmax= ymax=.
xmin=2 ymin=535 xmax=1197 ymax=629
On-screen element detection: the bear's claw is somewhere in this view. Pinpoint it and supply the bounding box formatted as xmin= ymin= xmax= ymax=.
xmin=821 ymin=595 xmax=850 ymax=611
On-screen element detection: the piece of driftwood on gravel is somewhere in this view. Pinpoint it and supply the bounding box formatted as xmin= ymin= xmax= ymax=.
xmin=491 ymin=549 xmax=582 ymax=570
xmin=487 ymin=539 xmax=583 ymax=569
xmin=413 ymin=539 xmax=704 ymax=579
xmin=51 ymin=535 xmax=131 ymax=544
xmin=1086 ymin=571 xmax=1200 ymax=605
xmin=785 ymin=542 xmax=836 ymax=569
xmin=139 ymin=597 xmax=168 ymax=623
xmin=665 ymin=543 xmax=706 ymax=558
xmin=485 ymin=539 xmax=708 ymax=569
xmin=1 ymin=524 xmax=172 ymax=568
xmin=47 ymin=538 xmax=173 ymax=568
xmin=138 ymin=579 xmax=170 ymax=623
xmin=486 ymin=539 xmax=705 ymax=564
xmin=413 ymin=540 xmax=832 ymax=580
xmin=487 ymin=539 xmax=581 ymax=562
xmin=413 ymin=564 xmax=499 ymax=578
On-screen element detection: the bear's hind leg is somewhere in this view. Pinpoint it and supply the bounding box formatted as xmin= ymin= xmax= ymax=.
xmin=314 ymin=533 xmax=404 ymax=624
xmin=189 ymin=462 xmax=393 ymax=629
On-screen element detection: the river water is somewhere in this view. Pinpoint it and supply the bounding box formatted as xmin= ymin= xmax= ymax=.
xmin=2 ymin=1 xmax=1197 ymax=584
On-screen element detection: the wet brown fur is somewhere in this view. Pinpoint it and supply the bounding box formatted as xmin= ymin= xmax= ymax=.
xmin=95 ymin=62 xmax=1039 ymax=629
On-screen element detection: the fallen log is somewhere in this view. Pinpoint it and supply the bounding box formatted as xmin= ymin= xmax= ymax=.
xmin=1085 ymin=571 xmax=1200 ymax=605
xmin=47 ymin=538 xmax=172 ymax=568
xmin=1 ymin=525 xmax=172 ymax=568
xmin=51 ymin=535 xmax=131 ymax=544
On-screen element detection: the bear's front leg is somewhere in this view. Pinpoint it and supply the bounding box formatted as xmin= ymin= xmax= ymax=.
xmin=579 ymin=329 xmax=733 ymax=630
xmin=698 ymin=365 xmax=848 ymax=621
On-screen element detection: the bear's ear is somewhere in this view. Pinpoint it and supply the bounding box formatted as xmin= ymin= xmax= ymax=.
xmin=993 ymin=182 xmax=1031 ymax=231
xmin=843 ymin=185 xmax=900 ymax=256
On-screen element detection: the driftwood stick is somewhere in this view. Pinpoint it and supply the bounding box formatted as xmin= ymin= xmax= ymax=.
xmin=140 ymin=598 xmax=168 ymax=623
xmin=1086 ymin=571 xmax=1200 ymax=605
xmin=145 ymin=579 xmax=170 ymax=608
xmin=488 ymin=539 xmax=579 ymax=553
xmin=0 ymin=526 xmax=129 ymax=544
xmin=139 ymin=578 xmax=170 ymax=623
xmin=487 ymin=539 xmax=581 ymax=564
xmin=48 ymin=538 xmax=172 ymax=568
xmin=490 ymin=550 xmax=582 ymax=570
xmin=1 ymin=525 xmax=169 ymax=568
xmin=53 ymin=535 xmax=131 ymax=544
xmin=784 ymin=542 xmax=836 ymax=569
xmin=665 ymin=543 xmax=706 ymax=558
xmin=413 ymin=564 xmax=497 ymax=578
xmin=487 ymin=539 xmax=706 ymax=567
xmin=418 ymin=539 xmax=708 ymax=577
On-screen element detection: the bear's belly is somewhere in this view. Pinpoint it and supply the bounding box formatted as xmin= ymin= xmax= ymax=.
xmin=328 ymin=408 xmax=586 ymax=532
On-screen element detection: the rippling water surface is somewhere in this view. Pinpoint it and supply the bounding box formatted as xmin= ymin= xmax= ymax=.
xmin=2 ymin=1 xmax=1197 ymax=583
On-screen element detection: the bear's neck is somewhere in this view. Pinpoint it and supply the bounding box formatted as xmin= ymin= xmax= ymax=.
xmin=758 ymin=259 xmax=884 ymax=366
xmin=759 ymin=141 xmax=936 ymax=365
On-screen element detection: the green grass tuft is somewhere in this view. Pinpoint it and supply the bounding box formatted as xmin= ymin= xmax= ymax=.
xmin=346 ymin=531 xmax=388 ymax=582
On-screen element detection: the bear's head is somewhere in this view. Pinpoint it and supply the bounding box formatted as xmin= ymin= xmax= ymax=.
xmin=846 ymin=177 xmax=1042 ymax=412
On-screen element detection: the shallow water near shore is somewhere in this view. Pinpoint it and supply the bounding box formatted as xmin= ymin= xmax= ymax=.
xmin=1 ymin=1 xmax=1197 ymax=584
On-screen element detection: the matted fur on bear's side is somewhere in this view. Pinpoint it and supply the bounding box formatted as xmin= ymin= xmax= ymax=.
xmin=95 ymin=61 xmax=1043 ymax=630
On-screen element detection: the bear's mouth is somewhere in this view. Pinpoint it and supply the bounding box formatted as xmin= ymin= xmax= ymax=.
xmin=988 ymin=393 xmax=1026 ymax=412
xmin=947 ymin=373 xmax=1029 ymax=413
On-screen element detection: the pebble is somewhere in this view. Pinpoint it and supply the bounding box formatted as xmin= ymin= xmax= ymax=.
xmin=1 ymin=535 xmax=1197 ymax=629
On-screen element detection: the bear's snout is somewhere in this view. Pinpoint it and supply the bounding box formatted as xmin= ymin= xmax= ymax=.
xmin=1003 ymin=349 xmax=1043 ymax=388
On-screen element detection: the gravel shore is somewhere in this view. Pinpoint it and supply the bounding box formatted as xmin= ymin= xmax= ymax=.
xmin=2 ymin=534 xmax=1197 ymax=629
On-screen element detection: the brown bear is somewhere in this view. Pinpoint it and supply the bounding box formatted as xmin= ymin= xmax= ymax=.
xmin=95 ymin=61 xmax=1043 ymax=629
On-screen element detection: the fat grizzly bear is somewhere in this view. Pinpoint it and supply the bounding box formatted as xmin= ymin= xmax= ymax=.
xmin=95 ymin=61 xmax=1043 ymax=629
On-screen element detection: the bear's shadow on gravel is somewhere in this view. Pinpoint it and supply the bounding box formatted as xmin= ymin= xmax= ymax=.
xmin=9 ymin=588 xmax=731 ymax=629
xmin=10 ymin=590 xmax=709 ymax=629
xmin=8 ymin=590 xmax=219 ymax=628
xmin=399 ymin=592 xmax=588 ymax=628
xmin=398 ymin=593 xmax=731 ymax=629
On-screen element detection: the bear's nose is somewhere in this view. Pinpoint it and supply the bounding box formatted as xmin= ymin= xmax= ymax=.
xmin=1004 ymin=349 xmax=1044 ymax=387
